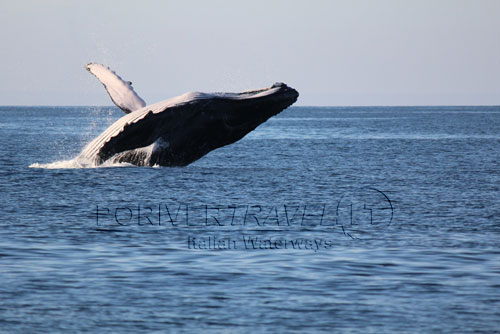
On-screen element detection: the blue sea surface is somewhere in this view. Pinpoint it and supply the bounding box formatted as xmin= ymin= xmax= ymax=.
xmin=1 ymin=105 xmax=499 ymax=333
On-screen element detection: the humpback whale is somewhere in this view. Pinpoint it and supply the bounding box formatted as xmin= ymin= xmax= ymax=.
xmin=78 ymin=63 xmax=299 ymax=167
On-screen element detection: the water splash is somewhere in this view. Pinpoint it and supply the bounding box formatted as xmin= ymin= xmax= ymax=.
xmin=29 ymin=158 xmax=136 ymax=169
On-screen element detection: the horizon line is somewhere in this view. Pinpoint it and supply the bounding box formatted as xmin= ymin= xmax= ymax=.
xmin=1 ymin=104 xmax=499 ymax=108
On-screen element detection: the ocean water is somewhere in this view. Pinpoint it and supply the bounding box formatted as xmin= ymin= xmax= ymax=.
xmin=1 ymin=105 xmax=499 ymax=333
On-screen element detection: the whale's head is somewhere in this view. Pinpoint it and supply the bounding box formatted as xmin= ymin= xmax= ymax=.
xmin=217 ymin=82 xmax=299 ymax=129
xmin=145 ymin=82 xmax=299 ymax=165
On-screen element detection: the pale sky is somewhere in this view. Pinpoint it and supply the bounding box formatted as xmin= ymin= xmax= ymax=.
xmin=1 ymin=0 xmax=499 ymax=106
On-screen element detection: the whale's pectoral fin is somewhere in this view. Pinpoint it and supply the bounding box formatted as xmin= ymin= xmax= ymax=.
xmin=85 ymin=63 xmax=146 ymax=114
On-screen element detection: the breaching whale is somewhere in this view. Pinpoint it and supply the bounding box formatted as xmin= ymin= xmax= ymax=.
xmin=77 ymin=63 xmax=299 ymax=167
